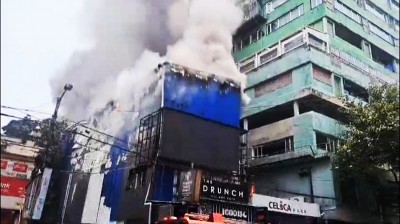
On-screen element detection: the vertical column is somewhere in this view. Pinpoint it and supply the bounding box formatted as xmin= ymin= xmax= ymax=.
xmin=293 ymin=101 xmax=300 ymax=116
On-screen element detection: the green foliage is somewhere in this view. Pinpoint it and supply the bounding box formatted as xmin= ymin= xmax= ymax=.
xmin=335 ymin=84 xmax=399 ymax=179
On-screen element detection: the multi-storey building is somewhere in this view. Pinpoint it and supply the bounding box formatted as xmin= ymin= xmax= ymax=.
xmin=1 ymin=135 xmax=39 ymax=224
xmin=235 ymin=0 xmax=399 ymax=223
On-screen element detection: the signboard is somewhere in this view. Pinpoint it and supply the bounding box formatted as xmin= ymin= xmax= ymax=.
xmin=13 ymin=163 xmax=28 ymax=173
xmin=252 ymin=194 xmax=321 ymax=218
xmin=1 ymin=176 xmax=28 ymax=198
xmin=200 ymin=200 xmax=255 ymax=222
xmin=178 ymin=169 xmax=197 ymax=202
xmin=32 ymin=168 xmax=52 ymax=220
xmin=1 ymin=160 xmax=7 ymax=169
xmin=1 ymin=159 xmax=34 ymax=179
xmin=200 ymin=178 xmax=250 ymax=203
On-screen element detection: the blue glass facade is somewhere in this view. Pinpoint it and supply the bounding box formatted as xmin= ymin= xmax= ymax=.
xmin=163 ymin=70 xmax=241 ymax=128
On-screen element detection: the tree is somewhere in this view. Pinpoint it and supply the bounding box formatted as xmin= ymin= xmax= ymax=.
xmin=335 ymin=83 xmax=399 ymax=181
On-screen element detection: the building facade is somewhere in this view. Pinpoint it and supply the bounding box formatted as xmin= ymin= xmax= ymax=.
xmin=1 ymin=136 xmax=39 ymax=224
xmin=235 ymin=0 xmax=399 ymax=223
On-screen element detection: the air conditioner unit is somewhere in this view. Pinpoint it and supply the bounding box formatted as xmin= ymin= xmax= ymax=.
xmin=289 ymin=196 xmax=306 ymax=202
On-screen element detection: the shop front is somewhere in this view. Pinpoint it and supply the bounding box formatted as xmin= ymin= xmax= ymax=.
xmin=176 ymin=170 xmax=258 ymax=223
xmin=1 ymin=175 xmax=29 ymax=224
xmin=252 ymin=194 xmax=322 ymax=224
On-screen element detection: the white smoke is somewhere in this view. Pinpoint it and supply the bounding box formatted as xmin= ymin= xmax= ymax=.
xmin=51 ymin=0 xmax=248 ymax=138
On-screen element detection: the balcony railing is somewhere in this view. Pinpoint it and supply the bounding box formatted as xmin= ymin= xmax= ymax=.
xmin=237 ymin=27 xmax=397 ymax=84
xmin=237 ymin=28 xmax=327 ymax=74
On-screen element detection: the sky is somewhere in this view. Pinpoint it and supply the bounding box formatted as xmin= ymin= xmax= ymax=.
xmin=1 ymin=0 xmax=88 ymax=129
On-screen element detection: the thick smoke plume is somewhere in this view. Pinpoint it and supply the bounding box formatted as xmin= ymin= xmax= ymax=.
xmin=51 ymin=0 xmax=248 ymax=138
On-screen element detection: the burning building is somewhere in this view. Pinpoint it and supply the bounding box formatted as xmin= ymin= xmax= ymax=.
xmin=24 ymin=62 xmax=250 ymax=224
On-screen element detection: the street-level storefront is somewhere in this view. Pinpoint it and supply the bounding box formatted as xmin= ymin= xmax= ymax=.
xmin=1 ymin=158 xmax=34 ymax=224
xmin=176 ymin=170 xmax=259 ymax=223
xmin=252 ymin=194 xmax=322 ymax=224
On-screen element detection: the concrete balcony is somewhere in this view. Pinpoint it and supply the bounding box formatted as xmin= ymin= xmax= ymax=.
xmin=247 ymin=112 xmax=345 ymax=168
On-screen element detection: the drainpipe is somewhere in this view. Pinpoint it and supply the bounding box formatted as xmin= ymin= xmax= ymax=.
xmin=299 ymin=167 xmax=314 ymax=203
xmin=308 ymin=168 xmax=314 ymax=203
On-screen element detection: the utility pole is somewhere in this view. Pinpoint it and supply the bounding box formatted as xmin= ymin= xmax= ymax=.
xmin=45 ymin=83 xmax=73 ymax=166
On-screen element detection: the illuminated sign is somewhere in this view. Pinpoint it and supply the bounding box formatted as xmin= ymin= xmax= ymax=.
xmin=200 ymin=178 xmax=249 ymax=203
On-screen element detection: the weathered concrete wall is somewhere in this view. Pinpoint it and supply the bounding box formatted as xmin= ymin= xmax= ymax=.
xmin=248 ymin=117 xmax=294 ymax=146
xmin=252 ymin=158 xmax=336 ymax=209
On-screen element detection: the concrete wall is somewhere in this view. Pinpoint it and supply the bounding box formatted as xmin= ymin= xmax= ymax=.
xmin=252 ymin=158 xmax=337 ymax=209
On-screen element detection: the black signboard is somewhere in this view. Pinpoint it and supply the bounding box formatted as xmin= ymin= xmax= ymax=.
xmin=178 ymin=169 xmax=197 ymax=202
xmin=200 ymin=200 xmax=256 ymax=222
xmin=199 ymin=178 xmax=250 ymax=203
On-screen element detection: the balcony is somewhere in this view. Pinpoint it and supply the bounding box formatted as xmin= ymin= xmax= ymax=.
xmin=246 ymin=111 xmax=345 ymax=168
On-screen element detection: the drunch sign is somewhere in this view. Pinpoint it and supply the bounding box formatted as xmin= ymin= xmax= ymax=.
xmin=200 ymin=178 xmax=249 ymax=203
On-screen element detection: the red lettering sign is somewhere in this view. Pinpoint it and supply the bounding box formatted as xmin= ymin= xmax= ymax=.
xmin=12 ymin=163 xmax=28 ymax=173
xmin=1 ymin=160 xmax=7 ymax=169
xmin=0 ymin=176 xmax=28 ymax=198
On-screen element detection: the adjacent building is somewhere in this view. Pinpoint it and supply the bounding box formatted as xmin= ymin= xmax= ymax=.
xmin=235 ymin=0 xmax=399 ymax=223
xmin=1 ymin=136 xmax=38 ymax=224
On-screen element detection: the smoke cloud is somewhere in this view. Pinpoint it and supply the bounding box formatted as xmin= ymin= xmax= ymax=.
xmin=51 ymin=0 xmax=248 ymax=138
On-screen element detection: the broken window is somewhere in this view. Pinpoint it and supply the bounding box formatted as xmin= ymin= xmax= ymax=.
xmin=252 ymin=136 xmax=294 ymax=158
xmin=334 ymin=23 xmax=363 ymax=49
xmin=313 ymin=65 xmax=332 ymax=85
xmin=343 ymin=79 xmax=368 ymax=102
xmin=254 ymin=71 xmax=292 ymax=97
xmin=370 ymin=44 xmax=395 ymax=72
xmin=316 ymin=132 xmax=341 ymax=152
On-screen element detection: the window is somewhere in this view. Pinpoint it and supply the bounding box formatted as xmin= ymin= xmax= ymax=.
xmin=269 ymin=5 xmax=304 ymax=31
xmin=394 ymin=18 xmax=400 ymax=31
xmin=259 ymin=48 xmax=278 ymax=64
xmin=311 ymin=0 xmax=323 ymax=9
xmin=343 ymin=79 xmax=369 ymax=102
xmin=252 ymin=136 xmax=294 ymax=159
xmin=254 ymin=71 xmax=292 ymax=97
xmin=334 ymin=0 xmax=362 ymax=24
xmin=309 ymin=34 xmax=326 ymax=50
xmin=335 ymin=23 xmax=363 ymax=49
xmin=283 ymin=34 xmax=304 ymax=52
xmin=316 ymin=132 xmax=341 ymax=152
xmin=313 ymin=65 xmax=332 ymax=85
xmin=265 ymin=0 xmax=289 ymax=14
xmin=370 ymin=43 xmax=396 ymax=72
xmin=369 ymin=22 xmax=394 ymax=44
xmin=239 ymin=58 xmax=256 ymax=73
xmin=126 ymin=168 xmax=147 ymax=190
xmin=390 ymin=0 xmax=399 ymax=10
xmin=327 ymin=20 xmax=335 ymax=37
xmin=365 ymin=1 xmax=386 ymax=22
